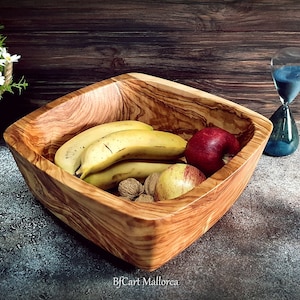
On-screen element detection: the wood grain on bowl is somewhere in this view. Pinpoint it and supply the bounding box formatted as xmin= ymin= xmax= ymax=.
xmin=4 ymin=73 xmax=272 ymax=271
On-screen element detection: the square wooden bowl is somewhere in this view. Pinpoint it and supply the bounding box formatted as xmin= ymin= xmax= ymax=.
xmin=4 ymin=73 xmax=272 ymax=271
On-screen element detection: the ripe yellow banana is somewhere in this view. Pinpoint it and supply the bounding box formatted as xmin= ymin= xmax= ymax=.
xmin=54 ymin=120 xmax=153 ymax=175
xmin=84 ymin=160 xmax=174 ymax=190
xmin=77 ymin=130 xmax=187 ymax=179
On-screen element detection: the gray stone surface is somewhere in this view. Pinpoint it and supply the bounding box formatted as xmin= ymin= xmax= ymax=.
xmin=1 ymin=131 xmax=299 ymax=300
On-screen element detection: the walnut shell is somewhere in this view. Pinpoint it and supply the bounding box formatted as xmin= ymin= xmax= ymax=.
xmin=144 ymin=172 xmax=161 ymax=196
xmin=135 ymin=194 xmax=154 ymax=203
xmin=118 ymin=178 xmax=144 ymax=200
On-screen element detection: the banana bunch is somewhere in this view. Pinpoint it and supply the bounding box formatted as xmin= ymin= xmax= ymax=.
xmin=54 ymin=120 xmax=153 ymax=175
xmin=54 ymin=120 xmax=187 ymax=190
xmin=76 ymin=129 xmax=187 ymax=179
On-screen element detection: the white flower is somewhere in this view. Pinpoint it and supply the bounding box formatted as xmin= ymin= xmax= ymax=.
xmin=0 ymin=28 xmax=27 ymax=98
xmin=0 ymin=47 xmax=21 ymax=63
xmin=0 ymin=47 xmax=6 ymax=65
xmin=0 ymin=71 xmax=5 ymax=86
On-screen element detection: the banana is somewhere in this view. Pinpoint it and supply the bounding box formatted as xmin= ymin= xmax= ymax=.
xmin=84 ymin=160 xmax=174 ymax=190
xmin=77 ymin=130 xmax=187 ymax=179
xmin=54 ymin=120 xmax=153 ymax=175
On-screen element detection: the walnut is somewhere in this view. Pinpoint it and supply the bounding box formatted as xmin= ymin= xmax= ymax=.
xmin=135 ymin=194 xmax=154 ymax=203
xmin=118 ymin=178 xmax=144 ymax=200
xmin=144 ymin=172 xmax=160 ymax=196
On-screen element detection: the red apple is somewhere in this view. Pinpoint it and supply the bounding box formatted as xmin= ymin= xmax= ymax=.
xmin=184 ymin=127 xmax=240 ymax=176
xmin=154 ymin=163 xmax=206 ymax=201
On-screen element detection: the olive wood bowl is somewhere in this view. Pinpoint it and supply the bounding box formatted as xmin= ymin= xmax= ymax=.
xmin=4 ymin=73 xmax=273 ymax=271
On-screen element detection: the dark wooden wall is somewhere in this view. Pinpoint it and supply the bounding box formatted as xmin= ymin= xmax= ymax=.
xmin=1 ymin=0 xmax=300 ymax=133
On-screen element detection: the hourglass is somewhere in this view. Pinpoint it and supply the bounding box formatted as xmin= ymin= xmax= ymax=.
xmin=264 ymin=47 xmax=300 ymax=156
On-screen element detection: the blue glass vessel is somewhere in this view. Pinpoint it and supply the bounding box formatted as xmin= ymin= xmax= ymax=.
xmin=264 ymin=48 xmax=300 ymax=157
xmin=264 ymin=104 xmax=299 ymax=156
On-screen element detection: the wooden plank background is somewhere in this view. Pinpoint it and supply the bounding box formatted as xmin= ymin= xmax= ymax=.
xmin=1 ymin=0 xmax=300 ymax=133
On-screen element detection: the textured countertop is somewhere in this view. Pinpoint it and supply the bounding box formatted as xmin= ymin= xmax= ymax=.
xmin=1 ymin=129 xmax=299 ymax=300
